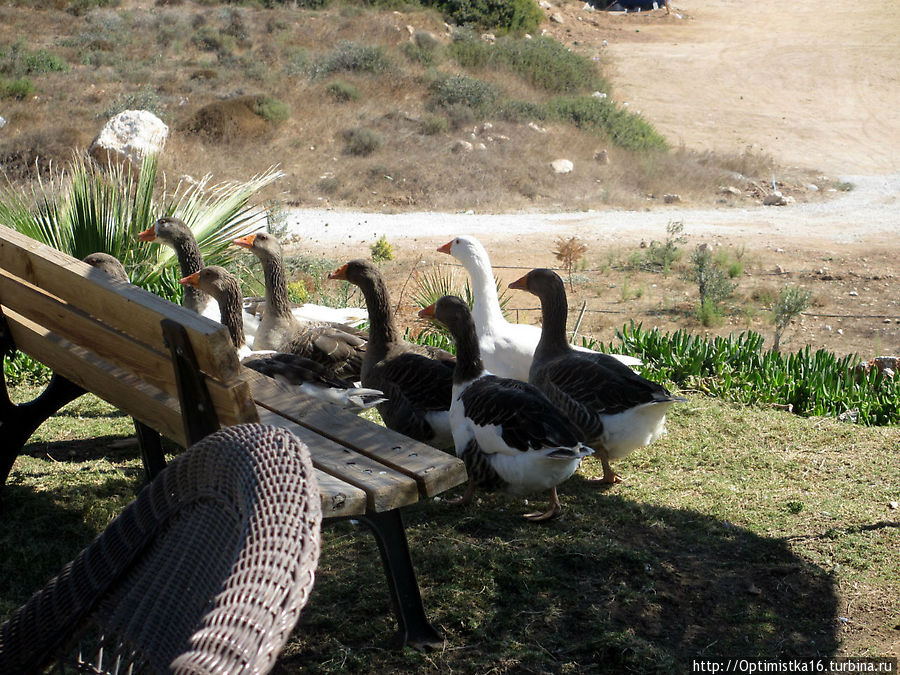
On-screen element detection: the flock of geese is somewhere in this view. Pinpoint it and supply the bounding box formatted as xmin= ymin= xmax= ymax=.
xmin=86 ymin=219 xmax=686 ymax=522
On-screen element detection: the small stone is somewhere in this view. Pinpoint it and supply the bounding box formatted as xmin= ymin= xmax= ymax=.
xmin=849 ymin=291 xmax=859 ymax=296
xmin=592 ymin=91 xmax=608 ymax=99
xmin=890 ymin=501 xmax=899 ymax=510
xmin=774 ymin=265 xmax=784 ymax=274
xmin=594 ymin=149 xmax=609 ymax=164
xmin=775 ymin=248 xmax=785 ymax=253
xmin=451 ymin=140 xmax=473 ymax=153
xmin=551 ymin=159 xmax=574 ymax=174
xmin=764 ymin=192 xmax=788 ymax=206
xmin=824 ymin=325 xmax=832 ymax=332
xmin=806 ymin=184 xmax=819 ymax=192
xmin=837 ymin=329 xmax=844 ymax=335
xmin=720 ymin=185 xmax=741 ymax=196
xmin=550 ymin=12 xmax=564 ymax=23
xmin=663 ymin=194 xmax=682 ymax=204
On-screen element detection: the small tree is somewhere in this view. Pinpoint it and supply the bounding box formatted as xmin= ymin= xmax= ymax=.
xmin=553 ymin=236 xmax=587 ymax=288
xmin=681 ymin=245 xmax=737 ymax=326
xmin=771 ymin=285 xmax=811 ymax=351
xmin=643 ymin=219 xmax=686 ymax=276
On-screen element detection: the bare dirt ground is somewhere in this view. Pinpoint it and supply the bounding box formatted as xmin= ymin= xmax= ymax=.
xmin=290 ymin=0 xmax=900 ymax=360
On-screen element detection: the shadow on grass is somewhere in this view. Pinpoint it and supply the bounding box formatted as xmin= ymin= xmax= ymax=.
xmin=20 ymin=434 xmax=181 ymax=464
xmin=280 ymin=486 xmax=839 ymax=674
xmin=0 ymin=474 xmax=141 ymax=621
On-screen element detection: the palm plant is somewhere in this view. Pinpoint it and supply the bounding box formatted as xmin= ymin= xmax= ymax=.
xmin=0 ymin=154 xmax=282 ymax=299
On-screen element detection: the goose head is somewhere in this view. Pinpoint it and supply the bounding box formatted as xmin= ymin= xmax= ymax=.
xmin=437 ymin=235 xmax=490 ymax=269
xmin=178 ymin=265 xmax=238 ymax=304
xmin=137 ymin=216 xmax=194 ymax=246
xmin=508 ymin=268 xmax=564 ymax=300
xmin=83 ymin=252 xmax=128 ymax=282
xmin=232 ymin=231 xmax=281 ymax=262
xmin=418 ymin=295 xmax=474 ymax=340
xmin=328 ymin=259 xmax=379 ymax=286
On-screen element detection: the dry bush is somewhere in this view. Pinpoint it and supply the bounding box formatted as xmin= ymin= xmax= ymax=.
xmin=0 ymin=127 xmax=90 ymax=183
xmin=178 ymin=96 xmax=276 ymax=142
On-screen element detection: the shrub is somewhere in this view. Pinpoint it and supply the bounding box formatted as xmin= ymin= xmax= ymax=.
xmin=419 ymin=113 xmax=449 ymax=135
xmin=370 ymin=235 xmax=394 ymax=262
xmin=317 ymin=176 xmax=340 ymax=194
xmin=325 ymin=80 xmax=361 ymax=102
xmin=429 ymin=0 xmax=543 ymax=33
xmin=642 ymin=220 xmax=686 ymax=275
xmin=341 ymin=128 xmax=381 ymax=156
xmin=0 ymin=42 xmax=69 ymax=76
xmin=493 ymin=98 xmax=546 ymax=122
xmin=102 ymin=87 xmax=164 ymax=119
xmin=681 ymin=245 xmax=737 ymax=314
xmin=191 ymin=26 xmax=235 ymax=54
xmin=1 ymin=77 xmax=35 ymax=100
xmin=450 ymin=34 xmax=603 ymax=93
xmin=3 ymin=352 xmax=51 ymax=387
xmin=428 ymin=74 xmax=499 ymax=113
xmin=314 ymin=42 xmax=392 ymax=77
xmin=287 ymin=280 xmax=309 ymax=304
xmin=401 ymin=31 xmax=442 ymax=66
xmin=547 ymin=96 xmax=669 ymax=152
xmin=771 ymin=285 xmax=811 ymax=351
xmin=253 ymin=95 xmax=290 ymax=124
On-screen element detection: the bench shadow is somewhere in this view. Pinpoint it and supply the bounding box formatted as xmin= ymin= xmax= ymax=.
xmin=0 ymin=475 xmax=142 ymax=618
xmin=286 ymin=486 xmax=839 ymax=672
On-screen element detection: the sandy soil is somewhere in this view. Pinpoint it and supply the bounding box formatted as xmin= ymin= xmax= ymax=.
xmin=288 ymin=0 xmax=900 ymax=359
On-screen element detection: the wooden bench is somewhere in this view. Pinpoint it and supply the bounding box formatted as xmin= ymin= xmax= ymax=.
xmin=0 ymin=223 xmax=468 ymax=649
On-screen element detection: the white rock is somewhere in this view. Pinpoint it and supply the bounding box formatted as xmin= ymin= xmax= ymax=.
xmin=475 ymin=143 xmax=487 ymax=151
xmin=0 ymin=115 xmax=6 ymax=129
xmin=763 ymin=192 xmax=788 ymax=206
xmin=592 ymin=91 xmax=608 ymax=99
xmin=451 ymin=140 xmax=473 ymax=153
xmin=528 ymin=122 xmax=547 ymax=134
xmin=539 ymin=0 xmax=552 ymax=8
xmin=720 ymin=185 xmax=742 ymax=196
xmin=824 ymin=325 xmax=832 ymax=332
xmin=806 ymin=184 xmax=819 ymax=192
xmin=837 ymin=329 xmax=844 ymax=335
xmin=594 ymin=149 xmax=609 ymax=164
xmin=551 ymin=159 xmax=574 ymax=174
xmin=550 ymin=12 xmax=564 ymax=23
xmin=90 ymin=110 xmax=168 ymax=172
xmin=849 ymin=291 xmax=859 ymax=296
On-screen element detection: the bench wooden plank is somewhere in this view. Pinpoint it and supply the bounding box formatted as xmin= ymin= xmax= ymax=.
xmin=313 ymin=469 xmax=368 ymax=518
xmin=0 ymin=225 xmax=241 ymax=383
xmin=249 ymin=373 xmax=467 ymax=498
xmin=256 ymin=407 xmax=420 ymax=513
xmin=4 ymin=309 xmax=188 ymax=445
xmin=4 ymin=308 xmax=258 ymax=437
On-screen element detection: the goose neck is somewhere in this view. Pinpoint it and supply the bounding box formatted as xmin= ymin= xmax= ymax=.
xmin=262 ymin=254 xmax=292 ymax=318
xmin=451 ymin=316 xmax=484 ymax=384
xmin=465 ymin=256 xmax=505 ymax=329
xmin=535 ymin=289 xmax=572 ymax=357
xmin=358 ymin=273 xmax=398 ymax=351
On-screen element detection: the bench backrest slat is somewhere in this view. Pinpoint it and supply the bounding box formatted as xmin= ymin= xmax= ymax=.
xmin=0 ymin=225 xmax=241 ymax=383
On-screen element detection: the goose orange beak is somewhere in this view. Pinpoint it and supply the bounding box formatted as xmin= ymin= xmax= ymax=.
xmin=436 ymin=241 xmax=452 ymax=254
xmin=508 ymin=274 xmax=529 ymax=291
xmin=232 ymin=234 xmax=257 ymax=249
xmin=179 ymin=271 xmax=200 ymax=288
xmin=328 ymin=263 xmax=348 ymax=281
xmin=418 ymin=303 xmax=436 ymax=320
xmin=137 ymin=227 xmax=156 ymax=242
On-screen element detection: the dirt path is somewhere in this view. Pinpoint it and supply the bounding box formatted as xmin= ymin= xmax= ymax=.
xmin=286 ymin=2 xmax=899 ymax=358
xmin=599 ymin=0 xmax=900 ymax=175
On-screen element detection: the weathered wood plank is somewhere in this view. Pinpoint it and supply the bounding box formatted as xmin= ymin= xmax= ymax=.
xmin=4 ymin=309 xmax=188 ymax=445
xmin=249 ymin=372 xmax=467 ymax=498
xmin=256 ymin=407 xmax=419 ymax=512
xmin=313 ymin=469 xmax=368 ymax=518
xmin=0 ymin=225 xmax=240 ymax=382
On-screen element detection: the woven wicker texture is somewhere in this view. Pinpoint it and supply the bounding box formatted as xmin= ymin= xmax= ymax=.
xmin=0 ymin=423 xmax=321 ymax=675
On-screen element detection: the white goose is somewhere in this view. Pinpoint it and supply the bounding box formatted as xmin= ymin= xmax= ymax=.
xmin=180 ymin=266 xmax=385 ymax=412
xmin=438 ymin=235 xmax=642 ymax=382
xmin=420 ymin=295 xmax=592 ymax=521
xmin=510 ymin=268 xmax=686 ymax=484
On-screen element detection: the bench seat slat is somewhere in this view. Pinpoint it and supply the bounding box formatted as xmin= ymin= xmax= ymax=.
xmin=313 ymin=469 xmax=368 ymax=518
xmin=249 ymin=373 xmax=467 ymax=498
xmin=256 ymin=407 xmax=419 ymax=513
xmin=0 ymin=225 xmax=240 ymax=382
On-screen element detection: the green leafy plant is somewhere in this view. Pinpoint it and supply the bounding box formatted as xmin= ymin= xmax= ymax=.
xmin=287 ymin=280 xmax=309 ymax=304
xmin=771 ymin=285 xmax=811 ymax=351
xmin=325 ymin=79 xmax=361 ymax=102
xmin=314 ymin=41 xmax=392 ymax=77
xmin=0 ymin=154 xmax=282 ymax=300
xmin=681 ymin=245 xmax=737 ymax=325
xmin=370 ymin=235 xmax=394 ymax=263
xmin=642 ymin=220 xmax=686 ymax=276
xmin=0 ymin=77 xmax=35 ymax=100
xmin=252 ymin=95 xmax=289 ymax=124
xmin=547 ymin=95 xmax=669 ymax=153
xmin=427 ymin=74 xmax=499 ymax=115
xmin=596 ymin=321 xmax=900 ymax=426
xmin=428 ymin=0 xmax=543 ymax=33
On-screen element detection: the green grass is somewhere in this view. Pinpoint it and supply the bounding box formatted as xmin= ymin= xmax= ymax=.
xmin=2 ymin=387 xmax=897 ymax=670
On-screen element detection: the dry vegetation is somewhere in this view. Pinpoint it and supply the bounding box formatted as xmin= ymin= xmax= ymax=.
xmin=0 ymin=1 xmax=834 ymax=212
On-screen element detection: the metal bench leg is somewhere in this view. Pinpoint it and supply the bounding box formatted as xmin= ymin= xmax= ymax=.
xmin=0 ymin=372 xmax=85 ymax=491
xmin=356 ymin=509 xmax=444 ymax=649
xmin=134 ymin=420 xmax=166 ymax=482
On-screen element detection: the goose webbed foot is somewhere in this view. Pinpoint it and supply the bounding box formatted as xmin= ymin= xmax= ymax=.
xmin=523 ymin=487 xmax=562 ymax=522
xmin=585 ymin=449 xmax=623 ymax=485
xmin=444 ymin=483 xmax=475 ymax=507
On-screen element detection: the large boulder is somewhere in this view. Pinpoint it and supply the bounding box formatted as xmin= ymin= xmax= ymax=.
xmin=90 ymin=110 xmax=168 ymax=172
